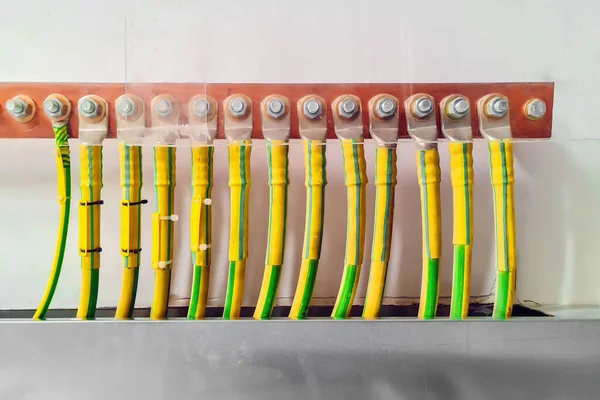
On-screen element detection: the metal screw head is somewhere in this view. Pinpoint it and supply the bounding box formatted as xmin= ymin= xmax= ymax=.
xmin=412 ymin=97 xmax=434 ymax=118
xmin=117 ymin=97 xmax=136 ymax=117
xmin=5 ymin=97 xmax=27 ymax=118
xmin=376 ymin=97 xmax=397 ymax=119
xmin=339 ymin=97 xmax=358 ymax=119
xmin=267 ymin=98 xmax=285 ymax=119
xmin=193 ymin=98 xmax=211 ymax=117
xmin=229 ymin=97 xmax=247 ymax=117
xmin=303 ymin=98 xmax=322 ymax=120
xmin=80 ymin=98 xmax=100 ymax=118
xmin=155 ymin=98 xmax=173 ymax=117
xmin=525 ymin=99 xmax=546 ymax=120
xmin=446 ymin=97 xmax=470 ymax=119
xmin=486 ymin=96 xmax=509 ymax=118
xmin=43 ymin=98 xmax=68 ymax=118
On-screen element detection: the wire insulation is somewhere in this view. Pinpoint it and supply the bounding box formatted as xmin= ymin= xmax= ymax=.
xmin=488 ymin=140 xmax=516 ymax=320
xmin=187 ymin=146 xmax=214 ymax=320
xmin=115 ymin=143 xmax=143 ymax=319
xmin=34 ymin=125 xmax=71 ymax=320
xmin=254 ymin=140 xmax=290 ymax=319
xmin=76 ymin=145 xmax=103 ymax=320
xmin=416 ymin=148 xmax=442 ymax=320
xmin=363 ymin=146 xmax=397 ymax=319
xmin=449 ymin=142 xmax=474 ymax=319
xmin=150 ymin=146 xmax=176 ymax=320
xmin=289 ymin=140 xmax=327 ymax=320
xmin=332 ymin=139 xmax=367 ymax=319
xmin=223 ymin=141 xmax=252 ymax=319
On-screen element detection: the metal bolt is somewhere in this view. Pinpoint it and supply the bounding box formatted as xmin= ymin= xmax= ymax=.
xmin=303 ymin=98 xmax=322 ymax=120
xmin=446 ymin=97 xmax=470 ymax=119
xmin=486 ymin=96 xmax=509 ymax=118
xmin=80 ymin=98 xmax=99 ymax=118
xmin=43 ymin=98 xmax=67 ymax=118
xmin=155 ymin=98 xmax=173 ymax=117
xmin=117 ymin=97 xmax=136 ymax=117
xmin=193 ymin=98 xmax=211 ymax=117
xmin=339 ymin=97 xmax=358 ymax=119
xmin=412 ymin=97 xmax=434 ymax=118
xmin=525 ymin=99 xmax=546 ymax=120
xmin=229 ymin=97 xmax=247 ymax=117
xmin=267 ymin=98 xmax=285 ymax=119
xmin=5 ymin=97 xmax=27 ymax=118
xmin=376 ymin=97 xmax=397 ymax=119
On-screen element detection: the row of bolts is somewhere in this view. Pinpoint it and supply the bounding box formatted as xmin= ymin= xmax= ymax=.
xmin=3 ymin=92 xmax=547 ymax=124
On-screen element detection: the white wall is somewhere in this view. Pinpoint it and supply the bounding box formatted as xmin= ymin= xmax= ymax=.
xmin=0 ymin=0 xmax=599 ymax=310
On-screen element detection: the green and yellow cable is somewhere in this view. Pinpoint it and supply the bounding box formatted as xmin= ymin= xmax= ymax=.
xmin=405 ymin=94 xmax=442 ymax=320
xmin=441 ymin=95 xmax=474 ymax=320
xmin=363 ymin=146 xmax=397 ymax=319
xmin=489 ymin=139 xmax=516 ymax=319
xmin=77 ymin=143 xmax=103 ymax=320
xmin=115 ymin=143 xmax=144 ymax=319
xmin=223 ymin=140 xmax=252 ymax=319
xmin=448 ymin=142 xmax=473 ymax=319
xmin=289 ymin=139 xmax=326 ymax=320
xmin=34 ymin=98 xmax=71 ymax=320
xmin=477 ymin=94 xmax=516 ymax=320
xmin=332 ymin=138 xmax=367 ymax=319
xmin=150 ymin=145 xmax=177 ymax=320
xmin=76 ymin=96 xmax=107 ymax=320
xmin=363 ymin=95 xmax=399 ymax=319
xmin=254 ymin=97 xmax=291 ymax=320
xmin=254 ymin=140 xmax=289 ymax=319
xmin=416 ymin=148 xmax=442 ymax=319
xmin=187 ymin=145 xmax=214 ymax=320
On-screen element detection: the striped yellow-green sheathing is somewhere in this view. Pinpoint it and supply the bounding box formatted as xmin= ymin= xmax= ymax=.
xmin=115 ymin=143 xmax=143 ymax=320
xmin=34 ymin=125 xmax=71 ymax=320
xmin=363 ymin=146 xmax=397 ymax=319
xmin=488 ymin=140 xmax=516 ymax=320
xmin=77 ymin=144 xmax=103 ymax=320
xmin=416 ymin=148 xmax=442 ymax=320
xmin=289 ymin=140 xmax=327 ymax=320
xmin=255 ymin=141 xmax=290 ymax=319
xmin=188 ymin=145 xmax=214 ymax=320
xmin=448 ymin=142 xmax=474 ymax=320
xmin=223 ymin=141 xmax=252 ymax=319
xmin=332 ymin=139 xmax=367 ymax=319
xmin=150 ymin=146 xmax=176 ymax=320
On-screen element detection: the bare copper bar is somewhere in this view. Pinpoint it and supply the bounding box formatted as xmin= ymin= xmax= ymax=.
xmin=0 ymin=82 xmax=553 ymax=139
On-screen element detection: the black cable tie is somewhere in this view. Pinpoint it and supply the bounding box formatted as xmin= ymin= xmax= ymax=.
xmin=122 ymin=248 xmax=142 ymax=254
xmin=122 ymin=199 xmax=148 ymax=206
xmin=80 ymin=247 xmax=103 ymax=254
xmin=80 ymin=200 xmax=104 ymax=206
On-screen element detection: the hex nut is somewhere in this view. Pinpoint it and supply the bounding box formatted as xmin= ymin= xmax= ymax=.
xmin=267 ymin=98 xmax=285 ymax=119
xmin=412 ymin=97 xmax=434 ymax=118
xmin=193 ymin=98 xmax=211 ymax=117
xmin=525 ymin=99 xmax=546 ymax=120
xmin=303 ymin=98 xmax=323 ymax=120
xmin=80 ymin=97 xmax=101 ymax=118
xmin=486 ymin=96 xmax=509 ymax=118
xmin=117 ymin=97 xmax=137 ymax=117
xmin=229 ymin=97 xmax=247 ymax=118
xmin=339 ymin=97 xmax=359 ymax=119
xmin=446 ymin=97 xmax=470 ymax=119
xmin=375 ymin=97 xmax=397 ymax=119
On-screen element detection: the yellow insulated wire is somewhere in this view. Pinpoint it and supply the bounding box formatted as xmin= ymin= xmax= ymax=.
xmin=150 ymin=146 xmax=176 ymax=320
xmin=187 ymin=145 xmax=214 ymax=320
xmin=254 ymin=140 xmax=290 ymax=320
xmin=77 ymin=144 xmax=103 ymax=320
xmin=416 ymin=148 xmax=442 ymax=320
xmin=115 ymin=143 xmax=144 ymax=320
xmin=223 ymin=140 xmax=252 ymax=319
xmin=34 ymin=125 xmax=71 ymax=320
xmin=289 ymin=140 xmax=327 ymax=320
xmin=363 ymin=146 xmax=397 ymax=319
xmin=448 ymin=142 xmax=474 ymax=320
xmin=332 ymin=138 xmax=367 ymax=319
xmin=488 ymin=140 xmax=516 ymax=320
